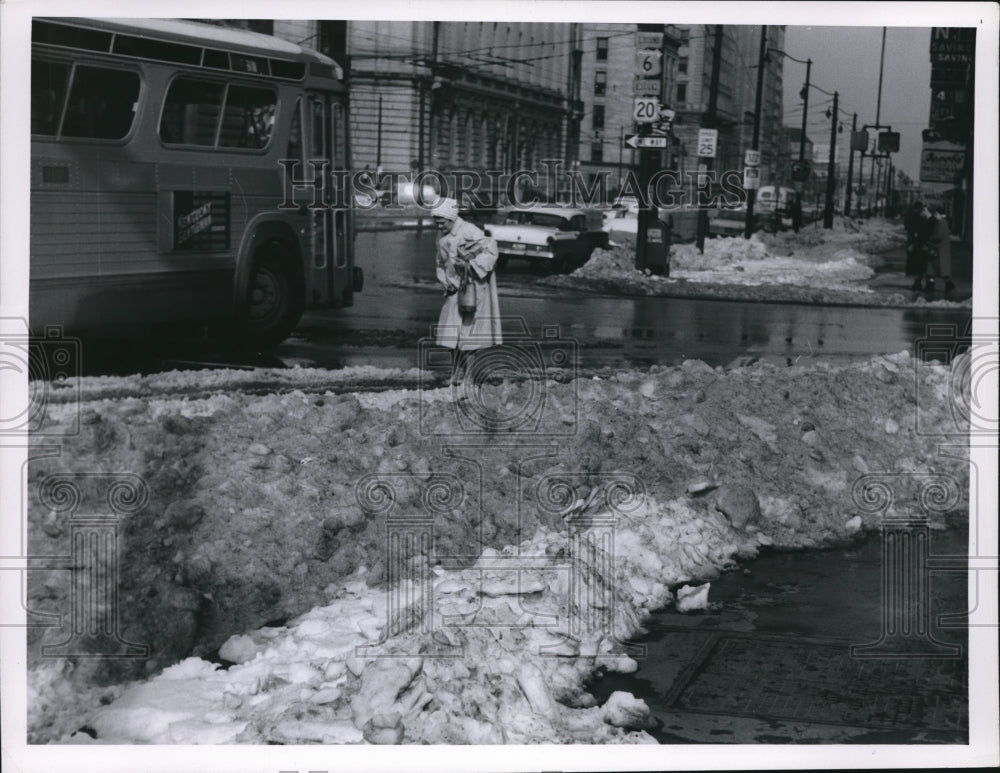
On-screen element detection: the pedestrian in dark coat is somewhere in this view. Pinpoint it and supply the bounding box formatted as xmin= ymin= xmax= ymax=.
xmin=927 ymin=208 xmax=954 ymax=294
xmin=911 ymin=205 xmax=937 ymax=291
xmin=903 ymin=200 xmax=924 ymax=276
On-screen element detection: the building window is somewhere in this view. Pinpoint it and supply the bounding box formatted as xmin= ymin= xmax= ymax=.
xmin=680 ymin=28 xmax=690 ymax=43
xmin=596 ymin=37 xmax=608 ymax=61
xmin=676 ymin=83 xmax=686 ymax=104
xmin=594 ymin=70 xmax=606 ymax=97
xmin=678 ymin=58 xmax=688 ymax=74
xmin=592 ymin=104 xmax=605 ymax=130
xmin=590 ymin=140 xmax=603 ymax=162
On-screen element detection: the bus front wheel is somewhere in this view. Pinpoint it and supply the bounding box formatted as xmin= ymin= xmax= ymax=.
xmin=244 ymin=245 xmax=304 ymax=347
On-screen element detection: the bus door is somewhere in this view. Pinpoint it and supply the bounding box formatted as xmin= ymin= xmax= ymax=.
xmin=304 ymin=91 xmax=352 ymax=306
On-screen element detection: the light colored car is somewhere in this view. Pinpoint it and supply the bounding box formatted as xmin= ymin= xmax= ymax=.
xmin=484 ymin=206 xmax=608 ymax=271
xmin=706 ymin=205 xmax=766 ymax=237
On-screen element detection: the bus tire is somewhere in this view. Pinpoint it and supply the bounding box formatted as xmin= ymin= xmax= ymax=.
xmin=244 ymin=242 xmax=304 ymax=346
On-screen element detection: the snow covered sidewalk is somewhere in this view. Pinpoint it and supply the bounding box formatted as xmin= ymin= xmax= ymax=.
xmin=549 ymin=217 xmax=970 ymax=309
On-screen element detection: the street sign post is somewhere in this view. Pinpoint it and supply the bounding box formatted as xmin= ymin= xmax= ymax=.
xmin=744 ymin=149 xmax=761 ymax=167
xmin=697 ymin=129 xmax=718 ymax=158
xmin=625 ymin=134 xmax=668 ymax=149
xmin=634 ymin=26 xmax=668 ymax=275
xmin=635 ymin=49 xmax=662 ymax=77
xmin=633 ymin=96 xmax=659 ymax=123
xmin=635 ymin=31 xmax=663 ymax=49
xmin=878 ymin=131 xmax=900 ymax=153
xmin=743 ymin=167 xmax=760 ymax=189
xmin=633 ymin=78 xmax=661 ymax=95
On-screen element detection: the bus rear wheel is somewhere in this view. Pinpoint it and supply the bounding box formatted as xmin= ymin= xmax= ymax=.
xmin=244 ymin=244 xmax=303 ymax=347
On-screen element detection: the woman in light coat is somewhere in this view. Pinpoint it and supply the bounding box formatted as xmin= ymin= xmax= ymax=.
xmin=431 ymin=198 xmax=502 ymax=385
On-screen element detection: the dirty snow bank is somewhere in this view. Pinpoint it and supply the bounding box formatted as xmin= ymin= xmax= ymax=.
xmin=27 ymin=352 xmax=969 ymax=744
xmin=550 ymin=217 xmax=968 ymax=308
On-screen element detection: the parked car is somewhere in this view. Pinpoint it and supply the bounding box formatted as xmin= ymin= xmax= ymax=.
xmin=757 ymin=185 xmax=801 ymax=230
xmin=376 ymin=180 xmax=439 ymax=207
xmin=484 ymin=206 xmax=608 ymax=271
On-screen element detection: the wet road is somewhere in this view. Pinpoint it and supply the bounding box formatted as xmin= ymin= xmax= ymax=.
xmin=281 ymin=228 xmax=971 ymax=372
xmin=81 ymin=227 xmax=972 ymax=376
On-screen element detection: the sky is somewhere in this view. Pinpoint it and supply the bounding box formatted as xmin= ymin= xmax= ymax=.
xmin=781 ymin=26 xmax=934 ymax=183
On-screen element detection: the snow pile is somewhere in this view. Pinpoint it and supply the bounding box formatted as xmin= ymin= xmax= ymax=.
xmin=26 ymin=352 xmax=968 ymax=744
xmin=71 ymin=497 xmax=737 ymax=744
xmin=546 ymin=217 xmax=962 ymax=308
xmin=575 ymin=230 xmax=877 ymax=292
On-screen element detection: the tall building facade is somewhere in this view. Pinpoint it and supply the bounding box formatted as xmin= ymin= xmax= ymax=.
xmin=670 ymin=25 xmax=784 ymax=183
xmin=306 ymin=21 xmax=578 ymax=177
xmin=573 ymin=23 xmax=784 ymax=195
xmin=920 ymin=27 xmax=974 ymax=240
xmin=225 ymin=20 xmax=580 ymax=179
xmin=575 ymin=24 xmax=682 ymax=191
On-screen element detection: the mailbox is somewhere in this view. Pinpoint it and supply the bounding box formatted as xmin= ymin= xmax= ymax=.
xmin=642 ymin=217 xmax=672 ymax=276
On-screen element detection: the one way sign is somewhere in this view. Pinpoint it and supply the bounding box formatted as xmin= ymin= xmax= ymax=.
xmin=625 ymin=134 xmax=667 ymax=149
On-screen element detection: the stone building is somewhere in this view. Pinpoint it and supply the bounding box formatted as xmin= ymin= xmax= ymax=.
xmin=223 ymin=19 xmax=580 ymax=184
xmin=670 ymin=25 xmax=785 ymax=183
xmin=572 ymin=23 xmax=784 ymax=197
xmin=574 ymin=24 xmax=682 ymax=192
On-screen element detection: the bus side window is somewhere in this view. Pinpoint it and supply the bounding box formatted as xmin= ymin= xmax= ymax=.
xmin=31 ymin=58 xmax=71 ymax=136
xmin=61 ymin=66 xmax=140 ymax=140
xmin=219 ymin=85 xmax=276 ymax=149
xmin=160 ymin=77 xmax=224 ymax=146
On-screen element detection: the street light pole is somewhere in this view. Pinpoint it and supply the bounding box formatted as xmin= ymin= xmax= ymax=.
xmin=823 ymin=90 xmax=838 ymax=229
xmin=799 ymin=58 xmax=811 ymax=162
xmin=845 ymin=112 xmax=857 ymax=217
xmin=744 ymin=25 xmax=767 ymax=239
xmin=697 ymin=24 xmax=724 ymax=253
xmin=875 ymin=27 xmax=886 ymax=127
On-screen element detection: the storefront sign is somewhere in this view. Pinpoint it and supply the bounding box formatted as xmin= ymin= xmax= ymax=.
xmin=920 ymin=146 xmax=965 ymax=183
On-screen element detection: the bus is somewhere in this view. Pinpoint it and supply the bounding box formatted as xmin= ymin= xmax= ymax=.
xmin=30 ymin=17 xmax=362 ymax=344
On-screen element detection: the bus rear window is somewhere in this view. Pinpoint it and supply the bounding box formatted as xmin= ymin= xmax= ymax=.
xmin=31 ymin=59 xmax=71 ymax=136
xmin=61 ymin=66 xmax=140 ymax=139
xmin=160 ymin=77 xmax=224 ymax=146
xmin=218 ymin=85 xmax=276 ymax=149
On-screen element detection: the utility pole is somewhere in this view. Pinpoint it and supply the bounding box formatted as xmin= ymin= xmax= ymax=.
xmin=799 ymin=58 xmax=812 ymax=162
xmin=634 ymin=24 xmax=669 ymax=274
xmin=845 ymin=112 xmax=857 ymax=217
xmin=823 ymin=90 xmax=838 ymax=229
xmin=874 ymin=157 xmax=882 ymax=216
xmin=744 ymin=25 xmax=767 ymax=239
xmin=885 ymin=159 xmax=894 ymax=214
xmin=697 ymin=24 xmax=723 ymax=252
xmin=876 ymin=27 xmax=886 ymax=127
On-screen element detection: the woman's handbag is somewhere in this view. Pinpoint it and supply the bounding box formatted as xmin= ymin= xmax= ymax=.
xmin=458 ymin=267 xmax=478 ymax=315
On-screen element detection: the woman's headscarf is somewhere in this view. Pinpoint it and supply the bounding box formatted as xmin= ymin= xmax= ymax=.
xmin=432 ymin=198 xmax=460 ymax=221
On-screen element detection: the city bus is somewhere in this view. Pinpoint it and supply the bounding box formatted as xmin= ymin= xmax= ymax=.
xmin=30 ymin=17 xmax=362 ymax=344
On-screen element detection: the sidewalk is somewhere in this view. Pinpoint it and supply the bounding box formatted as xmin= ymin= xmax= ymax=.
xmin=591 ymin=512 xmax=969 ymax=743
xmin=868 ymin=237 xmax=973 ymax=304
